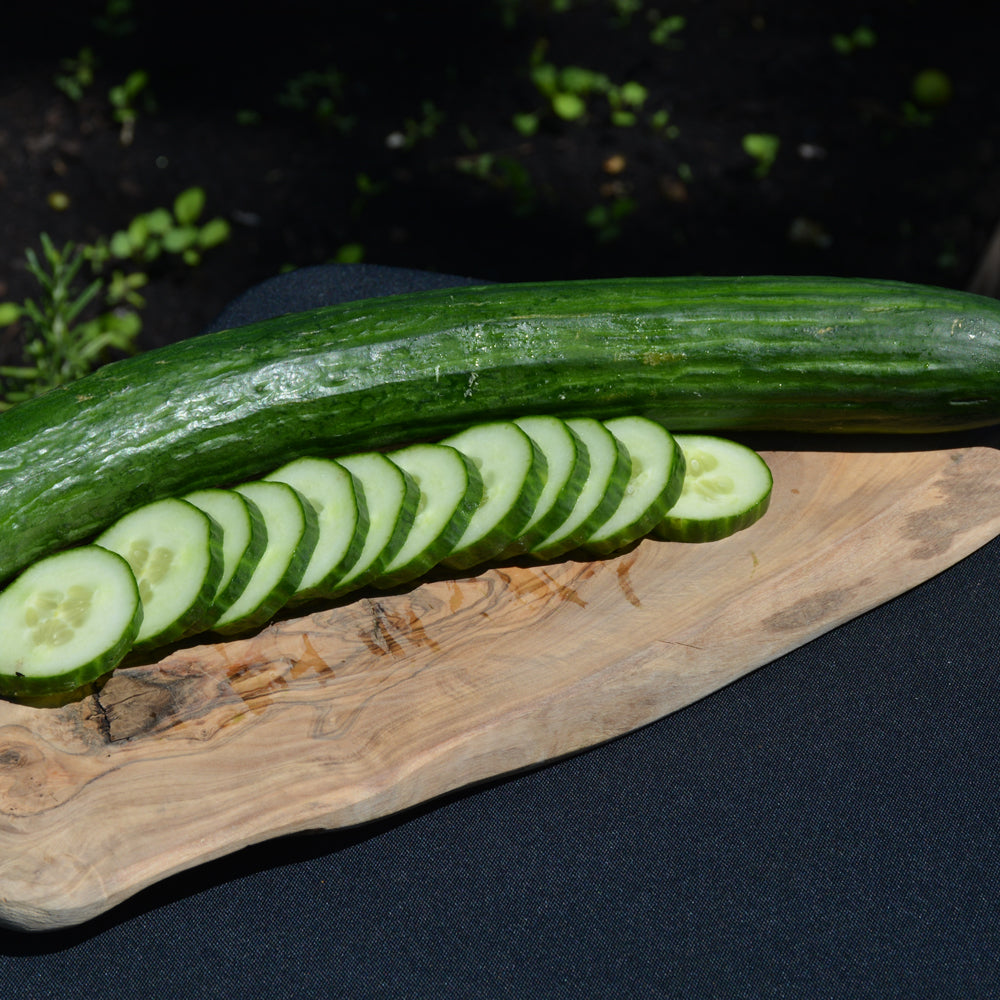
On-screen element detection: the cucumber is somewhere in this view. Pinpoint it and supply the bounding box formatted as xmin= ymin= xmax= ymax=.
xmin=183 ymin=488 xmax=268 ymax=620
xmin=326 ymin=452 xmax=420 ymax=597
xmin=95 ymin=497 xmax=224 ymax=648
xmin=655 ymin=435 xmax=773 ymax=542
xmin=3 ymin=276 xmax=1000 ymax=585
xmin=212 ymin=480 xmax=319 ymax=634
xmin=530 ymin=417 xmax=632 ymax=561
xmin=498 ymin=415 xmax=591 ymax=558
xmin=583 ymin=416 xmax=686 ymax=555
xmin=373 ymin=443 xmax=483 ymax=589
xmin=0 ymin=546 xmax=142 ymax=697
xmin=441 ymin=420 xmax=547 ymax=569
xmin=264 ymin=457 xmax=367 ymax=601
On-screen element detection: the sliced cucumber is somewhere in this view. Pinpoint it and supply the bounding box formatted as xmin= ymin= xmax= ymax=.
xmin=96 ymin=497 xmax=224 ymax=648
xmin=441 ymin=420 xmax=547 ymax=569
xmin=654 ymin=435 xmax=773 ymax=542
xmin=0 ymin=546 xmax=143 ymax=697
xmin=184 ymin=488 xmax=268 ymax=621
xmin=497 ymin=415 xmax=591 ymax=558
xmin=326 ymin=451 xmax=420 ymax=598
xmin=529 ymin=417 xmax=632 ymax=561
xmin=373 ymin=443 xmax=484 ymax=589
xmin=583 ymin=416 xmax=686 ymax=555
xmin=264 ymin=456 xmax=368 ymax=601
xmin=213 ymin=480 xmax=319 ymax=634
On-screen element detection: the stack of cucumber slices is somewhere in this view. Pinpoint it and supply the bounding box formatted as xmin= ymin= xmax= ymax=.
xmin=0 ymin=415 xmax=772 ymax=699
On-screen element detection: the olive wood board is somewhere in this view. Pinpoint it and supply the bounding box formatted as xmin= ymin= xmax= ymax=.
xmin=3 ymin=431 xmax=1000 ymax=932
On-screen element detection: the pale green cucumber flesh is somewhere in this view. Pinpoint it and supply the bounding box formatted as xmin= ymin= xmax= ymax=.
xmin=373 ymin=443 xmax=484 ymax=589
xmin=530 ymin=417 xmax=632 ymax=561
xmin=655 ymin=435 xmax=773 ymax=542
xmin=583 ymin=416 xmax=686 ymax=555
xmin=265 ymin=456 xmax=367 ymax=601
xmin=441 ymin=420 xmax=547 ymax=569
xmin=498 ymin=415 xmax=591 ymax=558
xmin=327 ymin=452 xmax=419 ymax=597
xmin=96 ymin=497 xmax=224 ymax=647
xmin=0 ymin=546 xmax=142 ymax=698
xmin=213 ymin=480 xmax=319 ymax=634
xmin=184 ymin=488 xmax=268 ymax=618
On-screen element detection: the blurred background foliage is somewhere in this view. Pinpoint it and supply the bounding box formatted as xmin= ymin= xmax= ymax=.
xmin=0 ymin=0 xmax=998 ymax=387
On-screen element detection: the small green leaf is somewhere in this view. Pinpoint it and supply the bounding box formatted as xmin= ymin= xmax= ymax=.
xmin=742 ymin=133 xmax=780 ymax=177
xmin=162 ymin=225 xmax=198 ymax=253
xmin=0 ymin=303 xmax=22 ymax=326
xmin=144 ymin=207 xmax=173 ymax=235
xmin=552 ymin=92 xmax=586 ymax=120
xmin=512 ymin=112 xmax=540 ymax=137
xmin=173 ymin=187 xmax=206 ymax=226
xmin=127 ymin=214 xmax=149 ymax=249
xmin=110 ymin=230 xmax=133 ymax=258
xmin=197 ymin=217 xmax=231 ymax=250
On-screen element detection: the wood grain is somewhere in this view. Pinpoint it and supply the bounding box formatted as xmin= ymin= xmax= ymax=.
xmin=2 ymin=432 xmax=1000 ymax=931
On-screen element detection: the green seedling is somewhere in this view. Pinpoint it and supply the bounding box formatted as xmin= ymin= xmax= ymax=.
xmin=586 ymin=196 xmax=636 ymax=242
xmin=109 ymin=69 xmax=153 ymax=145
xmin=93 ymin=0 xmax=137 ymax=37
xmin=0 ymin=236 xmax=140 ymax=409
xmin=0 ymin=190 xmax=231 ymax=408
xmin=456 ymin=153 xmax=538 ymax=216
xmin=277 ymin=67 xmax=354 ymax=131
xmin=831 ymin=25 xmax=877 ymax=55
xmin=650 ymin=14 xmax=686 ymax=47
xmin=93 ymin=187 xmax=231 ymax=268
xmin=54 ymin=47 xmax=98 ymax=102
xmin=742 ymin=133 xmax=780 ymax=178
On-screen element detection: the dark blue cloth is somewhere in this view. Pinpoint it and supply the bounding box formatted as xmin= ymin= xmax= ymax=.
xmin=2 ymin=264 xmax=998 ymax=999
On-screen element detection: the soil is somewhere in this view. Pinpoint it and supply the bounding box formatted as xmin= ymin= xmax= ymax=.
xmin=2 ymin=1 xmax=1000 ymax=359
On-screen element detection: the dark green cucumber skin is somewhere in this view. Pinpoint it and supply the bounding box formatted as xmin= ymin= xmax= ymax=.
xmin=3 ymin=275 xmax=1000 ymax=585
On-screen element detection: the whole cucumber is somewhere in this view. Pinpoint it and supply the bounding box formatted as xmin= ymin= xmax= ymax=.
xmin=2 ymin=275 xmax=999 ymax=584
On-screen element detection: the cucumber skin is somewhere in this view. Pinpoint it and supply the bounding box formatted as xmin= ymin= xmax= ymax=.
xmin=2 ymin=275 xmax=1000 ymax=585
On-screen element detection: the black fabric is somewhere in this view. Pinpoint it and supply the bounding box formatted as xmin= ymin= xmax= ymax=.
xmin=2 ymin=264 xmax=998 ymax=998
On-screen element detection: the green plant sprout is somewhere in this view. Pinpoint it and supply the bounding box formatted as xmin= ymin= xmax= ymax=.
xmin=742 ymin=133 xmax=780 ymax=178
xmin=54 ymin=47 xmax=98 ymax=102
xmin=649 ymin=14 xmax=686 ymax=47
xmin=586 ymin=195 xmax=636 ymax=242
xmin=0 ymin=190 xmax=231 ymax=408
xmin=831 ymin=25 xmax=877 ymax=55
xmin=109 ymin=69 xmax=153 ymax=145
xmin=90 ymin=187 xmax=231 ymax=268
xmin=455 ymin=153 xmax=538 ymax=216
xmin=277 ymin=67 xmax=354 ymax=131
xmin=93 ymin=0 xmax=137 ymax=37
xmin=0 ymin=236 xmax=140 ymax=410
xmin=526 ymin=44 xmax=652 ymax=129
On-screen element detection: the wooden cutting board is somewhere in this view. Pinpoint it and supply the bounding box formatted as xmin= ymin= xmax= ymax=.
xmin=2 ymin=430 xmax=1000 ymax=932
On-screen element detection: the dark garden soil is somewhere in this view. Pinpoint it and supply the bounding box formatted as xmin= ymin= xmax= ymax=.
xmin=2 ymin=0 xmax=1000 ymax=361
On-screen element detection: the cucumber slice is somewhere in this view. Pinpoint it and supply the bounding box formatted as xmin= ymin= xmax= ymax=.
xmin=96 ymin=497 xmax=224 ymax=648
xmin=529 ymin=417 xmax=632 ymax=561
xmin=373 ymin=443 xmax=484 ymax=589
xmin=583 ymin=416 xmax=686 ymax=555
xmin=0 ymin=546 xmax=143 ymax=698
xmin=184 ymin=488 xmax=268 ymax=620
xmin=264 ymin=456 xmax=368 ymax=601
xmin=654 ymin=435 xmax=773 ymax=542
xmin=441 ymin=420 xmax=547 ymax=570
xmin=213 ymin=480 xmax=319 ymax=635
xmin=326 ymin=451 xmax=420 ymax=598
xmin=498 ymin=415 xmax=591 ymax=558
